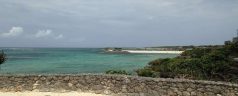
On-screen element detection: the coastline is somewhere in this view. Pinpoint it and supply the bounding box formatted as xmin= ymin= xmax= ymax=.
xmin=122 ymin=50 xmax=184 ymax=54
xmin=105 ymin=48 xmax=184 ymax=54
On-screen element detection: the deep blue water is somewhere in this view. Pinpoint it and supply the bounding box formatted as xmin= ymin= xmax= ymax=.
xmin=0 ymin=48 xmax=178 ymax=74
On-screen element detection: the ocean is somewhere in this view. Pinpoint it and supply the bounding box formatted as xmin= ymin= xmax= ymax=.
xmin=0 ymin=48 xmax=178 ymax=74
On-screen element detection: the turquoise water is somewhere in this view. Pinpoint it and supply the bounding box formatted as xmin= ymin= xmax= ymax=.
xmin=0 ymin=48 xmax=178 ymax=74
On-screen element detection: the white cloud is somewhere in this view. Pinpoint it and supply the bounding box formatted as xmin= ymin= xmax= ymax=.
xmin=0 ymin=27 xmax=23 ymax=37
xmin=55 ymin=34 xmax=63 ymax=39
xmin=35 ymin=29 xmax=52 ymax=38
xmin=34 ymin=29 xmax=64 ymax=40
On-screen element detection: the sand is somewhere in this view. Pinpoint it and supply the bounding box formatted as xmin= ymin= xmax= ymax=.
xmin=123 ymin=50 xmax=184 ymax=54
xmin=0 ymin=92 xmax=108 ymax=96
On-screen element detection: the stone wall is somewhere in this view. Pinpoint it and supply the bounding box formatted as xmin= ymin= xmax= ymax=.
xmin=0 ymin=74 xmax=237 ymax=96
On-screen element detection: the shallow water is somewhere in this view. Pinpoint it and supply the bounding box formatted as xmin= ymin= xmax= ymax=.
xmin=0 ymin=48 xmax=178 ymax=74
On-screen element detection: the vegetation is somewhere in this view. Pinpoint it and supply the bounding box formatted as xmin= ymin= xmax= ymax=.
xmin=106 ymin=70 xmax=131 ymax=75
xmin=0 ymin=50 xmax=6 ymax=70
xmin=136 ymin=42 xmax=238 ymax=83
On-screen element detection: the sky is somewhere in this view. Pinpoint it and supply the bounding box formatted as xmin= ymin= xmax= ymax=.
xmin=0 ymin=0 xmax=238 ymax=48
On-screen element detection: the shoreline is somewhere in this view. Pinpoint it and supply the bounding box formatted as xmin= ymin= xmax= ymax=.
xmin=122 ymin=50 xmax=184 ymax=54
xmin=105 ymin=49 xmax=184 ymax=54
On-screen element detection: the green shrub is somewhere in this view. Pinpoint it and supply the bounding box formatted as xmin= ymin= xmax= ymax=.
xmin=0 ymin=51 xmax=6 ymax=64
xmin=105 ymin=70 xmax=131 ymax=75
xmin=136 ymin=42 xmax=238 ymax=83
xmin=181 ymin=48 xmax=212 ymax=58
xmin=0 ymin=50 xmax=6 ymax=69
xmin=136 ymin=68 xmax=154 ymax=77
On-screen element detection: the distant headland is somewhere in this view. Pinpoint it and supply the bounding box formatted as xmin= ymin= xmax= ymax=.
xmin=103 ymin=45 xmax=224 ymax=54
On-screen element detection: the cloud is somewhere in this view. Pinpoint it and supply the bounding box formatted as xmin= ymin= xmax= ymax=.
xmin=0 ymin=27 xmax=23 ymax=37
xmin=55 ymin=34 xmax=63 ymax=39
xmin=0 ymin=0 xmax=237 ymax=47
xmin=34 ymin=29 xmax=64 ymax=40
xmin=35 ymin=29 xmax=52 ymax=38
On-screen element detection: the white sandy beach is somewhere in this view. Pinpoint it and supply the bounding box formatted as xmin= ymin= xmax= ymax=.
xmin=122 ymin=50 xmax=184 ymax=54
xmin=0 ymin=92 xmax=108 ymax=96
